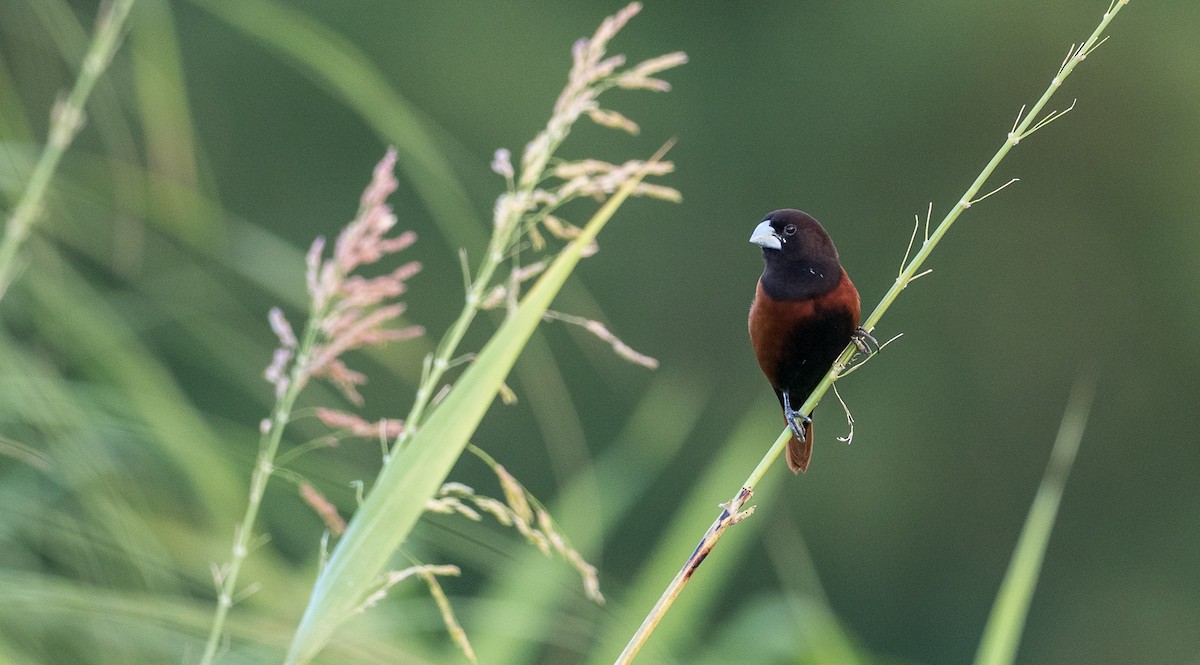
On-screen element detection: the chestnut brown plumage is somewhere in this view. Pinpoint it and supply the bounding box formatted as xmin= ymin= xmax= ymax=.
xmin=748 ymin=209 xmax=861 ymax=473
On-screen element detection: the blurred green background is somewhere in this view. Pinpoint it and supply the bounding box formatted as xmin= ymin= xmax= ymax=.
xmin=1 ymin=1 xmax=1197 ymax=663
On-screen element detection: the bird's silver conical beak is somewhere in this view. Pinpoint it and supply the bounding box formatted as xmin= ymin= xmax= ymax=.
xmin=749 ymin=220 xmax=781 ymax=250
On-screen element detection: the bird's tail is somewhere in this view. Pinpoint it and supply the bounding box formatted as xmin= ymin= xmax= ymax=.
xmin=786 ymin=420 xmax=814 ymax=473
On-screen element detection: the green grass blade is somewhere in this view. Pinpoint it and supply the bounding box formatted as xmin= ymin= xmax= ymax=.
xmin=973 ymin=375 xmax=1095 ymax=665
xmin=0 ymin=0 xmax=134 ymax=297
xmin=284 ymin=160 xmax=661 ymax=664
xmin=189 ymin=0 xmax=484 ymax=252
xmin=24 ymin=248 xmax=249 ymax=522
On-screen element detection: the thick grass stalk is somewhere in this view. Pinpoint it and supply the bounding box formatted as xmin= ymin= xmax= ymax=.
xmin=613 ymin=3 xmax=1129 ymax=663
xmin=973 ymin=373 xmax=1094 ymax=665
xmin=284 ymin=147 xmax=670 ymax=665
xmin=0 ymin=0 xmax=135 ymax=299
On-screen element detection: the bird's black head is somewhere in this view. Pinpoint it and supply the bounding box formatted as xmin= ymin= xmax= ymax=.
xmin=748 ymin=209 xmax=839 ymax=263
xmin=749 ymin=209 xmax=843 ymax=300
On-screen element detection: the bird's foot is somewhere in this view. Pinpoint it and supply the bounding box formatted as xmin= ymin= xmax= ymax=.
xmin=852 ymin=326 xmax=880 ymax=356
xmin=780 ymin=389 xmax=811 ymax=440
xmin=785 ymin=409 xmax=811 ymax=441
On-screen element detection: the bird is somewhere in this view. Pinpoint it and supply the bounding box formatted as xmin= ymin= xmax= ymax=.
xmin=748 ymin=209 xmax=867 ymax=473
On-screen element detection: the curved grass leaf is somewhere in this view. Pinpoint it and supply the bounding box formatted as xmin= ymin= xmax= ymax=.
xmin=973 ymin=375 xmax=1095 ymax=665
xmin=189 ymin=0 xmax=484 ymax=252
xmin=284 ymin=156 xmax=665 ymax=664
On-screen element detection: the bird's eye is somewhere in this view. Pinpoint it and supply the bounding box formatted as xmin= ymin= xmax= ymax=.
xmin=783 ymin=224 xmax=797 ymax=236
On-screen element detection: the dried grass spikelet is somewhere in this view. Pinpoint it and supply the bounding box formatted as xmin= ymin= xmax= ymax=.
xmin=427 ymin=467 xmax=605 ymax=604
xmin=355 ymin=563 xmax=476 ymax=662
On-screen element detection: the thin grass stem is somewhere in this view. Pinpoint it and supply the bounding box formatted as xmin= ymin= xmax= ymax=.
xmin=612 ymin=3 xmax=1129 ymax=663
xmin=199 ymin=307 xmax=326 ymax=665
xmin=747 ymin=0 xmax=1126 ymax=496
xmin=0 ymin=0 xmax=135 ymax=299
xmin=396 ymin=206 xmax=520 ymax=447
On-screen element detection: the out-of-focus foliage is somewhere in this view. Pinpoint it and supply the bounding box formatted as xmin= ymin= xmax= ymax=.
xmin=0 ymin=1 xmax=1196 ymax=664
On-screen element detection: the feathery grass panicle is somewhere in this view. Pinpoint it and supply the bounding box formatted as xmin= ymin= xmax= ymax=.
xmin=497 ymin=1 xmax=685 ymax=261
xmin=389 ymin=0 xmax=681 ymax=440
xmin=284 ymin=6 xmax=680 ymax=660
xmin=409 ymin=1 xmax=679 ymax=609
xmin=286 ymin=148 xmax=424 ymax=405
xmin=467 ymin=3 xmax=683 ymax=370
xmin=399 ymin=3 xmax=682 ymax=447
xmin=202 ymin=149 xmax=423 ymax=665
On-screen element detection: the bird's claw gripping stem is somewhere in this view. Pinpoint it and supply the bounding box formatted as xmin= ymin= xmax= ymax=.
xmin=781 ymin=389 xmax=811 ymax=441
xmin=852 ymin=326 xmax=879 ymax=356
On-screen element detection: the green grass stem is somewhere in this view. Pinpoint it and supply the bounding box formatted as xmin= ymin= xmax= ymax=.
xmin=613 ymin=3 xmax=1129 ymax=663
xmin=0 ymin=0 xmax=135 ymax=299
xmin=199 ymin=298 xmax=330 ymax=665
xmin=746 ymin=0 xmax=1128 ymax=493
